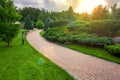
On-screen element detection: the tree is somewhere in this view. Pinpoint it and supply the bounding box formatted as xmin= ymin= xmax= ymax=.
xmin=81 ymin=12 xmax=90 ymax=21
xmin=24 ymin=15 xmax=33 ymax=30
xmin=111 ymin=4 xmax=117 ymax=19
xmin=114 ymin=8 xmax=120 ymax=20
xmin=91 ymin=5 xmax=108 ymax=20
xmin=44 ymin=17 xmax=51 ymax=31
xmin=0 ymin=0 xmax=21 ymax=46
xmin=19 ymin=7 xmax=40 ymax=22
xmin=111 ymin=4 xmax=120 ymax=20
xmin=67 ymin=6 xmax=76 ymax=20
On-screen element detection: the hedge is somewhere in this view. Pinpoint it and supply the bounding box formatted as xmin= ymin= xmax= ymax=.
xmin=104 ymin=45 xmax=120 ymax=57
xmin=49 ymin=20 xmax=69 ymax=28
xmin=89 ymin=20 xmax=120 ymax=37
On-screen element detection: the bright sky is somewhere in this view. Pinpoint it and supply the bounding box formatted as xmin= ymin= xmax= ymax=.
xmin=75 ymin=0 xmax=107 ymax=14
xmin=14 ymin=0 xmax=120 ymax=13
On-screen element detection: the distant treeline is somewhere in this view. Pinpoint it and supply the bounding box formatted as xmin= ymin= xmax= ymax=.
xmin=18 ymin=4 xmax=120 ymax=23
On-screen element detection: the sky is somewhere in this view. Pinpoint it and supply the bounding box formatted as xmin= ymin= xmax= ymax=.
xmin=14 ymin=0 xmax=120 ymax=13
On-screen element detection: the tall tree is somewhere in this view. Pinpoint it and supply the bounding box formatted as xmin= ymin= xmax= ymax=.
xmin=91 ymin=5 xmax=108 ymax=20
xmin=111 ymin=4 xmax=117 ymax=19
xmin=24 ymin=15 xmax=33 ymax=30
xmin=67 ymin=6 xmax=76 ymax=20
xmin=114 ymin=8 xmax=120 ymax=20
xmin=0 ymin=0 xmax=21 ymax=46
xmin=81 ymin=12 xmax=90 ymax=21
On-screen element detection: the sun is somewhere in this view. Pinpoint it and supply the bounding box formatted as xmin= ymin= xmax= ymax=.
xmin=75 ymin=0 xmax=107 ymax=14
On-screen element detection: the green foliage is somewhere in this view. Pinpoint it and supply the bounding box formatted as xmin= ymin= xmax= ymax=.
xmin=49 ymin=20 xmax=69 ymax=28
xmin=75 ymin=34 xmax=115 ymax=47
xmin=36 ymin=21 xmax=44 ymax=29
xmin=64 ymin=44 xmax=120 ymax=64
xmin=0 ymin=0 xmax=21 ymax=46
xmin=91 ymin=5 xmax=108 ymax=20
xmin=81 ymin=12 xmax=90 ymax=21
xmin=67 ymin=21 xmax=89 ymax=34
xmin=111 ymin=4 xmax=117 ymax=19
xmin=66 ymin=6 xmax=76 ymax=21
xmin=19 ymin=6 xmax=78 ymax=23
xmin=104 ymin=45 xmax=120 ymax=57
xmin=0 ymin=31 xmax=74 ymax=80
xmin=89 ymin=20 xmax=120 ymax=37
xmin=24 ymin=15 xmax=33 ymax=30
xmin=44 ymin=17 xmax=51 ymax=31
xmin=40 ymin=31 xmax=46 ymax=37
xmin=114 ymin=8 xmax=120 ymax=20
xmin=1 ymin=23 xmax=20 ymax=46
xmin=44 ymin=27 xmax=115 ymax=47
xmin=19 ymin=7 xmax=41 ymax=22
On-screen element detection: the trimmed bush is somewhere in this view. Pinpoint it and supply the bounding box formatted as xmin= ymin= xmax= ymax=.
xmin=36 ymin=21 xmax=44 ymax=29
xmin=67 ymin=21 xmax=89 ymax=34
xmin=89 ymin=20 xmax=120 ymax=37
xmin=104 ymin=45 xmax=120 ymax=57
xmin=44 ymin=27 xmax=115 ymax=47
xmin=49 ymin=20 xmax=69 ymax=28
xmin=75 ymin=34 xmax=115 ymax=47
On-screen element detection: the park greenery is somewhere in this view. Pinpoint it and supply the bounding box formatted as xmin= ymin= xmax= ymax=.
xmin=37 ymin=4 xmax=120 ymax=59
xmin=0 ymin=0 xmax=21 ymax=46
xmin=0 ymin=30 xmax=74 ymax=80
xmin=0 ymin=0 xmax=120 ymax=79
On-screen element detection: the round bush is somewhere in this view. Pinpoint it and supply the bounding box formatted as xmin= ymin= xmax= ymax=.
xmin=36 ymin=21 xmax=44 ymax=29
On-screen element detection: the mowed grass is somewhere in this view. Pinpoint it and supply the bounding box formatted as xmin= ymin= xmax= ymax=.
xmin=64 ymin=44 xmax=120 ymax=64
xmin=0 ymin=31 xmax=74 ymax=80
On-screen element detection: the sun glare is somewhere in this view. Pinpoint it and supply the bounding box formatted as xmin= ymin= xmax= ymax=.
xmin=75 ymin=0 xmax=107 ymax=14
xmin=60 ymin=0 xmax=66 ymax=3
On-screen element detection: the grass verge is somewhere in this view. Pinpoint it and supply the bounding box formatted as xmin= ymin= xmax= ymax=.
xmin=0 ymin=30 xmax=74 ymax=80
xmin=64 ymin=44 xmax=120 ymax=64
xmin=40 ymin=31 xmax=120 ymax=64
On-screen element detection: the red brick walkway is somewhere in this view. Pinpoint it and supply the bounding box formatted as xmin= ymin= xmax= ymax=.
xmin=27 ymin=30 xmax=120 ymax=80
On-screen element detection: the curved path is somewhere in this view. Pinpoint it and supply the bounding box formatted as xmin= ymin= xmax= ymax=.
xmin=27 ymin=30 xmax=120 ymax=80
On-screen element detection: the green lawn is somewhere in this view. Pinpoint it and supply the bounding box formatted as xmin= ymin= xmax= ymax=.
xmin=63 ymin=44 xmax=120 ymax=64
xmin=0 ymin=31 xmax=74 ymax=80
xmin=40 ymin=31 xmax=120 ymax=64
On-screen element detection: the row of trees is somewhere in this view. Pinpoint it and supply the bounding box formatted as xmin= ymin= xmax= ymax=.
xmin=0 ymin=1 xmax=120 ymax=46
xmin=19 ymin=6 xmax=76 ymax=23
xmin=0 ymin=0 xmax=21 ymax=46
xmin=82 ymin=4 xmax=120 ymax=20
xmin=19 ymin=4 xmax=120 ymax=23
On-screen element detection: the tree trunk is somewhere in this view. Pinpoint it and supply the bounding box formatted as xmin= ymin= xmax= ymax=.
xmin=8 ymin=41 xmax=10 ymax=47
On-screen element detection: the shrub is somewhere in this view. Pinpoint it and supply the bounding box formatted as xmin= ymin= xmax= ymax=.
xmin=44 ymin=27 xmax=115 ymax=47
xmin=89 ymin=20 xmax=120 ymax=37
xmin=75 ymin=34 xmax=115 ymax=47
xmin=36 ymin=21 xmax=44 ymax=29
xmin=44 ymin=27 xmax=65 ymax=41
xmin=49 ymin=20 xmax=69 ymax=28
xmin=67 ymin=21 xmax=89 ymax=34
xmin=104 ymin=45 xmax=120 ymax=57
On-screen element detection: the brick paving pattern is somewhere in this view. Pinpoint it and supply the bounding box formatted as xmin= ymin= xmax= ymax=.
xmin=27 ymin=30 xmax=120 ymax=80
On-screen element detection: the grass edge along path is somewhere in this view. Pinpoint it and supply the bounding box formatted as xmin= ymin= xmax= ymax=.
xmin=40 ymin=31 xmax=120 ymax=64
xmin=0 ymin=30 xmax=74 ymax=80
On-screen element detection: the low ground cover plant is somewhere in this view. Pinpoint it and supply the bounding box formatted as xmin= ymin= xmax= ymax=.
xmin=44 ymin=26 xmax=115 ymax=47
xmin=48 ymin=20 xmax=69 ymax=28
xmin=104 ymin=45 xmax=120 ymax=57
